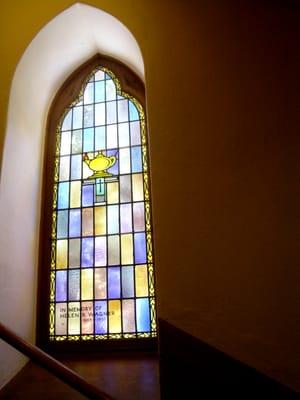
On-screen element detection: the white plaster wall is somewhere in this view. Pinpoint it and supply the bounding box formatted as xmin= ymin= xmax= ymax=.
xmin=0 ymin=3 xmax=144 ymax=387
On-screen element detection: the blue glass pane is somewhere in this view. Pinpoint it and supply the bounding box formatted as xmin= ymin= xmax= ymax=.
xmin=107 ymin=205 xmax=119 ymax=234
xmin=73 ymin=106 xmax=83 ymax=129
xmin=131 ymin=146 xmax=142 ymax=173
xmin=136 ymin=298 xmax=150 ymax=332
xmin=83 ymin=128 xmax=94 ymax=152
xmin=106 ymin=79 xmax=116 ymax=101
xmin=57 ymin=182 xmax=69 ymax=209
xmin=108 ymin=267 xmax=120 ymax=298
xmin=95 ymin=81 xmax=105 ymax=102
xmin=69 ymin=209 xmax=81 ymax=237
xmin=71 ymin=130 xmax=82 ymax=154
xmin=129 ymin=101 xmax=139 ymax=121
xmin=82 ymin=185 xmax=94 ymax=207
xmin=57 ymin=210 xmax=68 ymax=238
xmin=105 ymin=73 xmax=111 ymax=80
xmin=95 ymin=126 xmax=105 ymax=150
xmin=134 ymin=233 xmax=147 ymax=264
xmin=68 ymin=270 xmax=80 ymax=301
xmin=106 ymin=149 xmax=119 ymax=175
xmin=71 ymin=155 xmax=82 ymax=180
xmin=95 ymin=301 xmax=107 ymax=334
xmin=81 ymin=237 xmax=94 ymax=267
xmin=61 ymin=109 xmax=72 ymax=131
xmin=122 ymin=266 xmax=134 ymax=298
xmin=55 ymin=271 xmax=67 ymax=302
xmin=107 ymin=101 xmax=117 ymax=124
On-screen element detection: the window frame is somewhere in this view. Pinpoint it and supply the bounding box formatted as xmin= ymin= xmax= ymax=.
xmin=36 ymin=54 xmax=157 ymax=353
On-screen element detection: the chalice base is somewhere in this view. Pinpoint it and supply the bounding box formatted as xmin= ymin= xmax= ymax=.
xmin=88 ymin=171 xmax=113 ymax=179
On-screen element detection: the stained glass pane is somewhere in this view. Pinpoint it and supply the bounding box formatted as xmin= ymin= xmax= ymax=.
xmin=81 ymin=269 xmax=93 ymax=300
xmin=73 ymin=106 xmax=83 ymax=130
xmin=107 ymin=125 xmax=118 ymax=149
xmin=108 ymin=300 xmax=121 ymax=333
xmin=118 ymin=122 xmax=130 ymax=147
xmin=133 ymin=202 xmax=145 ymax=232
xmin=95 ymin=236 xmax=107 ymax=266
xmin=108 ymin=267 xmax=120 ymax=298
xmin=95 ymin=126 xmax=105 ymax=150
xmin=95 ymin=81 xmax=105 ymax=103
xmin=69 ymin=209 xmax=81 ymax=237
xmin=69 ymin=239 xmax=80 ymax=268
xmin=106 ymin=79 xmax=116 ymax=101
xmin=71 ymin=130 xmax=82 ymax=154
xmin=55 ymin=303 xmax=67 ymax=335
xmin=56 ymin=240 xmax=68 ymax=269
xmin=68 ymin=270 xmax=80 ymax=301
xmin=59 ymin=156 xmax=70 ymax=181
xmin=135 ymin=265 xmax=148 ymax=297
xmin=57 ymin=182 xmax=69 ymax=209
xmin=120 ymin=203 xmax=132 ymax=233
xmin=95 ymin=268 xmax=106 ymax=299
xmin=68 ymin=302 xmax=80 ymax=334
xmin=70 ymin=181 xmax=81 ymax=208
xmin=134 ymin=233 xmax=147 ymax=264
xmin=95 ymin=301 xmax=107 ymax=334
xmin=136 ymin=298 xmax=150 ymax=332
xmin=107 ymin=205 xmax=119 ymax=234
xmin=129 ymin=101 xmax=139 ymax=121
xmin=82 ymin=301 xmax=93 ymax=334
xmin=51 ymin=65 xmax=156 ymax=341
xmin=57 ymin=211 xmax=68 ymax=239
xmin=81 ymin=237 xmax=94 ymax=267
xmin=122 ymin=300 xmax=135 ymax=332
xmin=130 ymin=122 xmax=141 ymax=146
xmin=122 ymin=266 xmax=134 ymax=298
xmin=62 ymin=110 xmax=72 ymax=131
xmin=131 ymin=146 xmax=143 ymax=173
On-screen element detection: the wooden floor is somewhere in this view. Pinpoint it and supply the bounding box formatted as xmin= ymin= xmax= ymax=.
xmin=0 ymin=353 xmax=160 ymax=400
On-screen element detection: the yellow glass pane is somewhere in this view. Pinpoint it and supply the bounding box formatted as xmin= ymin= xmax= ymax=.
xmin=55 ymin=303 xmax=67 ymax=335
xmin=68 ymin=302 xmax=80 ymax=335
xmin=95 ymin=206 xmax=106 ymax=235
xmin=132 ymin=173 xmax=144 ymax=201
xmin=135 ymin=265 xmax=149 ymax=297
xmin=70 ymin=181 xmax=81 ymax=208
xmin=108 ymin=300 xmax=121 ymax=333
xmin=81 ymin=301 xmax=93 ymax=334
xmin=82 ymin=208 xmax=93 ymax=236
xmin=81 ymin=269 xmax=93 ymax=300
xmin=122 ymin=299 xmax=135 ymax=333
xmin=107 ymin=182 xmax=119 ymax=204
xmin=121 ymin=234 xmax=133 ymax=265
xmin=56 ymin=240 xmax=68 ymax=269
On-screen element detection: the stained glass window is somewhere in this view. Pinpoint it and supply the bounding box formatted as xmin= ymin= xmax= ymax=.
xmin=49 ymin=66 xmax=156 ymax=341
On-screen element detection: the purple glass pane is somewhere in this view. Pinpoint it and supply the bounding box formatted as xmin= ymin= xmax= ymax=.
xmin=81 ymin=237 xmax=94 ymax=267
xmin=55 ymin=271 xmax=67 ymax=302
xmin=106 ymin=150 xmax=119 ymax=175
xmin=120 ymin=204 xmax=132 ymax=233
xmin=133 ymin=202 xmax=145 ymax=232
xmin=82 ymin=185 xmax=94 ymax=207
xmin=95 ymin=236 xmax=106 ymax=266
xmin=95 ymin=301 xmax=107 ymax=334
xmin=134 ymin=233 xmax=147 ymax=264
xmin=108 ymin=267 xmax=120 ymax=299
xmin=69 ymin=209 xmax=81 ymax=237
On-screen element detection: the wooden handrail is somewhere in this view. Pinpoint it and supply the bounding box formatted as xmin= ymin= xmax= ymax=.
xmin=0 ymin=322 xmax=114 ymax=400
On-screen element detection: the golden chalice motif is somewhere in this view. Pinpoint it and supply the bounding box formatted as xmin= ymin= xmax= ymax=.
xmin=83 ymin=151 xmax=116 ymax=179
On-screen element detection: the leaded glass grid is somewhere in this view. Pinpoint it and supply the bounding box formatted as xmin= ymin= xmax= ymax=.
xmin=49 ymin=66 xmax=156 ymax=341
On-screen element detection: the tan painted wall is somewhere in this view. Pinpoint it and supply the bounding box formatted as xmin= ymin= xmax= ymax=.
xmin=0 ymin=0 xmax=299 ymax=390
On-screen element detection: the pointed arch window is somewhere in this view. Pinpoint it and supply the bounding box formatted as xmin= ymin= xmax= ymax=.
xmin=38 ymin=56 xmax=156 ymax=349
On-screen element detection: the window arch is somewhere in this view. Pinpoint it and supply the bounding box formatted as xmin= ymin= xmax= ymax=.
xmin=38 ymin=55 xmax=156 ymax=350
